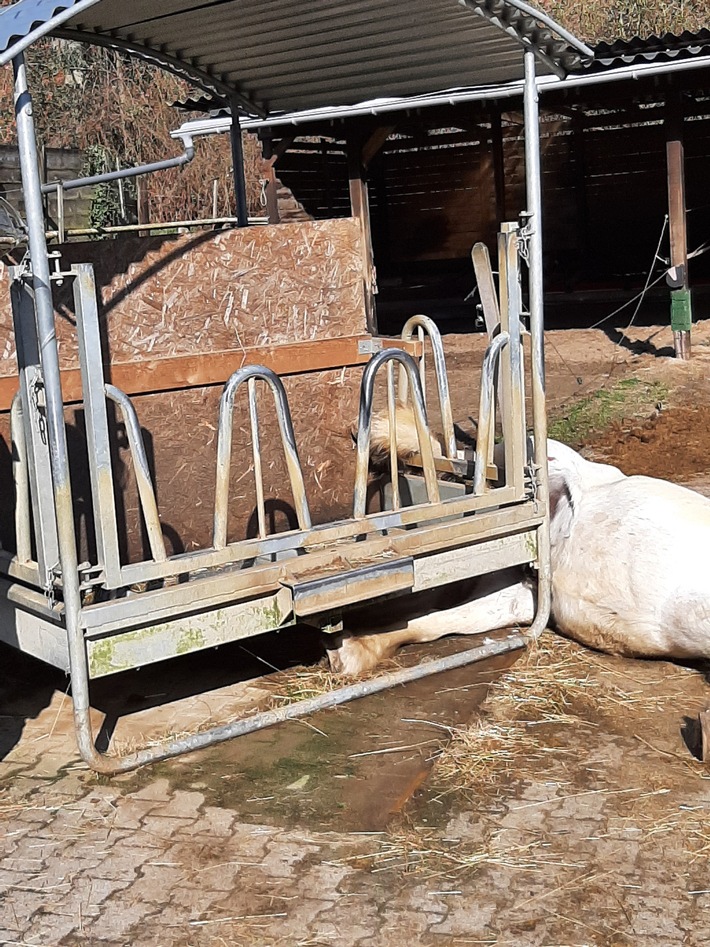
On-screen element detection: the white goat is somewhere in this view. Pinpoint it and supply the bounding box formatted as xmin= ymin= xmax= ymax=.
xmin=329 ymin=413 xmax=710 ymax=674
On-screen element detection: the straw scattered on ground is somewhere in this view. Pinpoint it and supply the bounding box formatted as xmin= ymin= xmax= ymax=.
xmin=341 ymin=634 xmax=710 ymax=883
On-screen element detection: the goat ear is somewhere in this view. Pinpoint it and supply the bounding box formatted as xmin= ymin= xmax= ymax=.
xmin=547 ymin=459 xmax=576 ymax=539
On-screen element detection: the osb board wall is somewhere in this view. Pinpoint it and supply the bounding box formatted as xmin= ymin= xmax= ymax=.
xmin=0 ymin=218 xmax=371 ymax=563
xmin=116 ymin=368 xmax=362 ymax=561
xmin=0 ymin=217 xmax=366 ymax=376
xmin=0 ymin=366 xmax=364 ymax=564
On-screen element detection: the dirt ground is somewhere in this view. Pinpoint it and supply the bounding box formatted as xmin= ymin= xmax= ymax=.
xmin=1 ymin=318 xmax=710 ymax=946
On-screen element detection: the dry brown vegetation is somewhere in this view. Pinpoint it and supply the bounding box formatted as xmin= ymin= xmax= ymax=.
xmin=0 ymin=35 xmax=264 ymax=221
xmin=538 ymin=0 xmax=710 ymax=42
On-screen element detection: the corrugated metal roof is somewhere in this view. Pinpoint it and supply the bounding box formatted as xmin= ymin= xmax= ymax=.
xmin=0 ymin=0 xmax=592 ymax=118
xmin=593 ymin=29 xmax=710 ymax=69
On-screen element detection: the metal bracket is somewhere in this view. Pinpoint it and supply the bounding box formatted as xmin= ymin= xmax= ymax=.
xmin=358 ymin=337 xmax=384 ymax=355
xmin=525 ymin=460 xmax=541 ymax=509
xmin=518 ymin=211 xmax=534 ymax=265
xmin=46 ymin=250 xmax=65 ymax=282
xmin=79 ymin=562 xmax=106 ymax=590
xmin=44 ymin=562 xmax=62 ymax=609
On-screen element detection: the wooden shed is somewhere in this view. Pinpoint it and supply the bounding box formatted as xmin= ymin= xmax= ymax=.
xmin=239 ymin=31 xmax=710 ymax=344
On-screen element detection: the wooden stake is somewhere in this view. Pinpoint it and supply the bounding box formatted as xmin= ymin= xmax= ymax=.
xmin=348 ymin=131 xmax=376 ymax=333
xmin=490 ymin=106 xmax=506 ymax=226
xmin=136 ymin=180 xmax=150 ymax=237
xmin=666 ymin=93 xmax=691 ymax=359
xmin=260 ymin=136 xmax=280 ymax=225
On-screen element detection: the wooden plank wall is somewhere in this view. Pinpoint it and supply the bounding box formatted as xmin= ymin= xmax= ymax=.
xmin=0 ymin=219 xmax=371 ymax=564
xmin=0 ymin=144 xmax=93 ymax=233
xmin=275 ymin=103 xmax=710 ymax=290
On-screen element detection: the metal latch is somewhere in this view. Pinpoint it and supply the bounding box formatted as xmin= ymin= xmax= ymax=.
xmin=358 ymin=337 xmax=384 ymax=355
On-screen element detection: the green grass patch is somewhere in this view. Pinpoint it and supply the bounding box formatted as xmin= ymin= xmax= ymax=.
xmin=548 ymin=377 xmax=668 ymax=447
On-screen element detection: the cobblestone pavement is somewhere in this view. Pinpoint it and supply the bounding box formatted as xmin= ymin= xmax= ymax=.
xmin=0 ymin=633 xmax=708 ymax=947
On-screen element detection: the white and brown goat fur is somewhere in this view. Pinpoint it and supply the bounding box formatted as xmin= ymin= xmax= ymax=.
xmin=330 ymin=407 xmax=710 ymax=674
xmin=363 ymin=403 xmax=444 ymax=470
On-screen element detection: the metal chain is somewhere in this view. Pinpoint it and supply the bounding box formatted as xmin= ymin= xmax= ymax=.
xmin=31 ymin=377 xmax=47 ymax=445
xmin=45 ymin=563 xmax=59 ymax=609
xmin=518 ymin=211 xmax=534 ymax=265
xmin=526 ymin=460 xmax=540 ymax=508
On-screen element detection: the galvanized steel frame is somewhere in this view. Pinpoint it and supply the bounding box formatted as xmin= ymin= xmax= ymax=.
xmin=2 ymin=43 xmax=551 ymax=773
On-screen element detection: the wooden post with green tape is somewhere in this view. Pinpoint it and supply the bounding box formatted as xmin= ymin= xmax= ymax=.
xmin=666 ymin=91 xmax=691 ymax=360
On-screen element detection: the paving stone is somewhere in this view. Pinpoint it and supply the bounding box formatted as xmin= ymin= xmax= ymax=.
xmin=138 ymin=814 xmax=197 ymax=841
xmin=260 ymin=838 xmax=321 ymax=878
xmin=22 ymin=909 xmax=87 ymax=945
xmin=93 ymin=844 xmax=159 ymax=881
xmin=134 ymin=861 xmax=188 ymax=903
xmin=90 ymin=896 xmax=164 ymax=940
xmin=182 ymin=804 xmax=235 ymax=838
xmin=153 ymin=789 xmax=205 ymax=820
xmin=129 ymin=779 xmax=173 ymax=803
xmin=105 ymin=798 xmax=162 ymax=834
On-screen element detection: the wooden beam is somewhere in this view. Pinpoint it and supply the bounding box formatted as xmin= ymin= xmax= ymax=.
xmin=490 ymin=106 xmax=506 ymax=227
xmin=572 ymin=111 xmax=590 ymax=259
xmin=361 ymin=125 xmax=396 ymax=169
xmin=0 ymin=336 xmax=419 ymax=413
xmin=260 ymin=137 xmax=280 ymax=225
xmin=347 ymin=132 xmax=377 ymax=334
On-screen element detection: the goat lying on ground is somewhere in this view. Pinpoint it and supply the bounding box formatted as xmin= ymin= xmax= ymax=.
xmin=328 ymin=411 xmax=710 ymax=674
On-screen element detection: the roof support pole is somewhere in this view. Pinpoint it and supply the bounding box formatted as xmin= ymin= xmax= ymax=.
xmin=229 ymin=101 xmax=249 ymax=227
xmin=12 ymin=53 xmax=95 ymax=765
xmin=665 ymin=91 xmax=691 ymax=360
xmin=522 ymin=48 xmax=551 ymax=637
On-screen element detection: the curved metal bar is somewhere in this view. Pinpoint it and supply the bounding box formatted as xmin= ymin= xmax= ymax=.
xmin=488 ymin=0 xmax=594 ymax=58
xmin=213 ymin=365 xmax=311 ymax=549
xmin=473 ymin=332 xmax=510 ymax=495
xmin=399 ymin=314 xmax=457 ymax=460
xmin=386 ymin=361 xmax=401 ymax=511
xmin=463 ymin=0 xmax=593 ymax=79
xmin=10 ymin=391 xmax=32 ymax=563
xmin=104 ymin=384 xmax=167 ymax=564
xmin=354 ymin=349 xmax=440 ymax=518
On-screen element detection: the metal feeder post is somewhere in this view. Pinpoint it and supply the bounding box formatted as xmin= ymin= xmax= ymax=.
xmin=522 ymin=48 xmax=552 ymax=636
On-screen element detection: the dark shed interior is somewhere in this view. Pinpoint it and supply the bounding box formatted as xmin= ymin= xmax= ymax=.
xmin=266 ymin=41 xmax=710 ymax=335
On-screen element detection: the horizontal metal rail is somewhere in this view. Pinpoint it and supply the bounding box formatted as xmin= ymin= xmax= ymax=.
xmin=118 ymin=481 xmax=524 ymax=587
xmin=78 ymin=630 xmax=530 ymax=774
xmin=41 ymin=137 xmax=195 ymax=195
xmin=45 ymin=216 xmax=268 ymax=240
xmin=83 ymin=503 xmax=543 ymax=634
